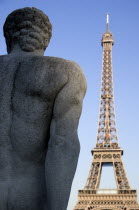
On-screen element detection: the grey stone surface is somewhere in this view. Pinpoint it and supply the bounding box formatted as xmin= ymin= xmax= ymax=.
xmin=0 ymin=7 xmax=87 ymax=210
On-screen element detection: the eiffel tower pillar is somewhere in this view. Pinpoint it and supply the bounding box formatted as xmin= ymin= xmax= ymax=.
xmin=74 ymin=14 xmax=139 ymax=210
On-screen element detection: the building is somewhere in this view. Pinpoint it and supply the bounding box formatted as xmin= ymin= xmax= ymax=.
xmin=74 ymin=14 xmax=139 ymax=210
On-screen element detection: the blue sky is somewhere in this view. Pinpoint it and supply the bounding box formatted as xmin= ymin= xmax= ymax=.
xmin=1 ymin=0 xmax=139 ymax=209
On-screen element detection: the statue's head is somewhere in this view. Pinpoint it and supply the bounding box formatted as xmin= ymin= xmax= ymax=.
xmin=3 ymin=7 xmax=52 ymax=54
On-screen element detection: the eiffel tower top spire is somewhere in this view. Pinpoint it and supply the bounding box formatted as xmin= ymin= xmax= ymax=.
xmin=101 ymin=14 xmax=114 ymax=46
xmin=106 ymin=13 xmax=109 ymax=31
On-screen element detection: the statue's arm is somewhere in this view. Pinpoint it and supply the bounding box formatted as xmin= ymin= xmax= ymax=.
xmin=45 ymin=62 xmax=87 ymax=210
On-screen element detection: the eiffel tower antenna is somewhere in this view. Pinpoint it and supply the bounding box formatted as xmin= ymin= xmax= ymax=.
xmin=74 ymin=15 xmax=139 ymax=210
xmin=106 ymin=13 xmax=109 ymax=31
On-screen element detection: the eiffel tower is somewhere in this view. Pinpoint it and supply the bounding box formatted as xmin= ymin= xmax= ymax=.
xmin=74 ymin=14 xmax=139 ymax=210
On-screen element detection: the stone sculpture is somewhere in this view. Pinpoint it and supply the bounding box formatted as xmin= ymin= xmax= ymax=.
xmin=0 ymin=7 xmax=86 ymax=210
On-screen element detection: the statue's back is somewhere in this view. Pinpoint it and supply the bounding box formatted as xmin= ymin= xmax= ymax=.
xmin=0 ymin=54 xmax=69 ymax=210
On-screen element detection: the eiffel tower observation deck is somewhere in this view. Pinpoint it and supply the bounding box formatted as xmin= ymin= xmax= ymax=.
xmin=74 ymin=14 xmax=139 ymax=210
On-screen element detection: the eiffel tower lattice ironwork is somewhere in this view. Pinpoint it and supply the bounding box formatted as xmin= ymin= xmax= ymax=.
xmin=74 ymin=14 xmax=139 ymax=210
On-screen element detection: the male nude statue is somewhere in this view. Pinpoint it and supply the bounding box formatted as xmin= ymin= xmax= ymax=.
xmin=0 ymin=7 xmax=86 ymax=210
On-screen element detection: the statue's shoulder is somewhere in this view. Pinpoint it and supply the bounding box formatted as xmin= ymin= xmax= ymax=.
xmin=0 ymin=55 xmax=8 ymax=61
xmin=42 ymin=56 xmax=77 ymax=67
xmin=43 ymin=56 xmax=86 ymax=81
xmin=47 ymin=56 xmax=87 ymax=93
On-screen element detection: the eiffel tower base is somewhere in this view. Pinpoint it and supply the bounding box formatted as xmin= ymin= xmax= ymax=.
xmin=74 ymin=149 xmax=139 ymax=210
xmin=74 ymin=189 xmax=139 ymax=210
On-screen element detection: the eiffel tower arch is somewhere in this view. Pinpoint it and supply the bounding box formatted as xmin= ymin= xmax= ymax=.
xmin=85 ymin=203 xmax=129 ymax=210
xmin=85 ymin=207 xmax=128 ymax=210
xmin=74 ymin=14 xmax=139 ymax=210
